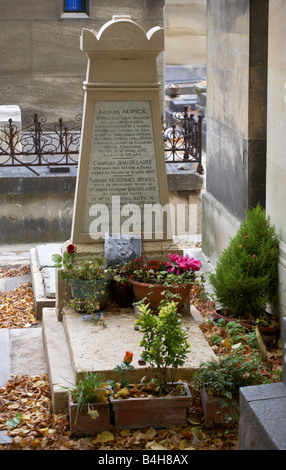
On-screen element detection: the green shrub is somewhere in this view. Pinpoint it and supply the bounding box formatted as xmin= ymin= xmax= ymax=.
xmin=193 ymin=352 xmax=268 ymax=400
xmin=209 ymin=205 xmax=279 ymax=319
xmin=136 ymin=301 xmax=191 ymax=392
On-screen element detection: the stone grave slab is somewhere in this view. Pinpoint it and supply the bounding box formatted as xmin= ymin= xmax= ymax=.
xmin=62 ymin=305 xmax=217 ymax=383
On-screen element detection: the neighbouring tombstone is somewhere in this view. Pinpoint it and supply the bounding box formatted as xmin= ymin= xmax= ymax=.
xmin=68 ymin=15 xmax=174 ymax=261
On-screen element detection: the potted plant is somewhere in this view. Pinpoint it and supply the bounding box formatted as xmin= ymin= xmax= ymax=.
xmin=109 ymin=300 xmax=192 ymax=429
xmin=52 ymin=244 xmax=111 ymax=311
xmin=109 ymin=260 xmax=139 ymax=308
xmin=66 ymin=371 xmax=111 ymax=436
xmin=193 ymin=352 xmax=269 ymax=428
xmin=209 ymin=205 xmax=280 ymax=333
xmin=122 ymin=253 xmax=201 ymax=310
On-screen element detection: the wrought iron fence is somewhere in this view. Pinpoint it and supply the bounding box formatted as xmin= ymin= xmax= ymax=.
xmin=0 ymin=107 xmax=203 ymax=175
xmin=162 ymin=107 xmax=203 ymax=174
xmin=0 ymin=113 xmax=81 ymax=175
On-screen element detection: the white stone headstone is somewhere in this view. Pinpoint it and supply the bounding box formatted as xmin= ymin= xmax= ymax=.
xmin=70 ymin=16 xmax=172 ymax=257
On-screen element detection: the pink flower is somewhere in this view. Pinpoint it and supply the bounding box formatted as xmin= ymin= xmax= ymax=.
xmin=188 ymin=259 xmax=201 ymax=271
xmin=186 ymin=258 xmax=194 ymax=266
xmin=169 ymin=253 xmax=179 ymax=262
xmin=168 ymin=267 xmax=176 ymax=273
xmin=178 ymin=262 xmax=187 ymax=270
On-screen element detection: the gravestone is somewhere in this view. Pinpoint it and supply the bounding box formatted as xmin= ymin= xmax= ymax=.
xmin=238 ymin=317 xmax=286 ymax=450
xmin=68 ymin=15 xmax=173 ymax=260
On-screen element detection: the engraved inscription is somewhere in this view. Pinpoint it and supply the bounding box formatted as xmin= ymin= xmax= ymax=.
xmin=83 ymin=101 xmax=160 ymax=233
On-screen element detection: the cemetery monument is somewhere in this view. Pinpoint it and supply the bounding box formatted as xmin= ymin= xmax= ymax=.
xmin=69 ymin=15 xmax=173 ymax=259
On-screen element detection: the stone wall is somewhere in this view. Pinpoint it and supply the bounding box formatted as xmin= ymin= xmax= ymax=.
xmin=266 ymin=0 xmax=286 ymax=317
xmin=0 ymin=170 xmax=76 ymax=244
xmin=0 ymin=168 xmax=203 ymax=244
xmin=0 ymin=0 xmax=165 ymax=125
xmin=202 ymin=0 xmax=268 ymax=265
xmin=165 ymin=0 xmax=206 ymax=65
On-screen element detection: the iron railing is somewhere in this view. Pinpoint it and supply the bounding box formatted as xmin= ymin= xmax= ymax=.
xmin=0 ymin=113 xmax=81 ymax=175
xmin=163 ymin=107 xmax=203 ymax=174
xmin=0 ymin=107 xmax=203 ymax=175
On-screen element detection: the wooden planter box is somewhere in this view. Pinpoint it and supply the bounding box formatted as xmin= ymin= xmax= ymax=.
xmin=68 ymin=395 xmax=111 ymax=436
xmin=110 ymin=382 xmax=191 ymax=429
xmin=200 ymin=387 xmax=239 ymax=429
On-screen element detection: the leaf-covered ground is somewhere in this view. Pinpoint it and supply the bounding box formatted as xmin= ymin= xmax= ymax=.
xmin=0 ymin=266 xmax=282 ymax=451
xmin=0 ymin=283 xmax=38 ymax=329
xmin=0 ymin=374 xmax=238 ymax=451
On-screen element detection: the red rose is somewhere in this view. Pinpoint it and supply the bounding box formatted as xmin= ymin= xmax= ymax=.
xmin=124 ymin=351 xmax=134 ymax=364
xmin=67 ymin=244 xmax=76 ymax=254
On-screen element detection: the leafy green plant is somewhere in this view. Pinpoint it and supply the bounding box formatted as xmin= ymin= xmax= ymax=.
xmin=66 ymin=371 xmax=110 ymax=424
xmin=209 ymin=205 xmax=279 ymax=319
xmin=193 ymin=352 xmax=268 ymax=400
xmin=119 ymin=253 xmax=201 ymax=287
xmin=224 ymin=321 xmax=258 ymax=347
xmin=135 ymin=300 xmax=191 ymax=392
xmin=52 ymin=244 xmax=111 ymax=281
xmin=53 ymin=244 xmax=111 ymax=314
xmin=210 ymin=335 xmax=223 ymax=346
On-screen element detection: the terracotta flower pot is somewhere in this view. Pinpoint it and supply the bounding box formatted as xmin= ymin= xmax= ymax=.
xmin=129 ymin=279 xmax=191 ymax=310
xmin=200 ymin=387 xmax=238 ymax=429
xmin=109 ymin=279 xmax=134 ymax=308
xmin=68 ymin=394 xmax=111 ymax=436
xmin=110 ymin=382 xmax=191 ymax=429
